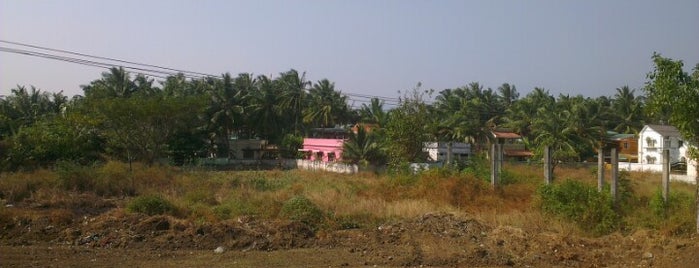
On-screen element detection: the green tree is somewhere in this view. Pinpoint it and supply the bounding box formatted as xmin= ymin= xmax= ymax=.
xmin=612 ymin=86 xmax=645 ymax=134
xmin=3 ymin=114 xmax=101 ymax=170
xmin=342 ymin=124 xmax=384 ymax=166
xmin=358 ymin=98 xmax=389 ymax=127
xmin=246 ymin=75 xmax=285 ymax=143
xmin=384 ymin=84 xmax=431 ymax=167
xmin=277 ymin=69 xmax=310 ymax=133
xmin=643 ymin=53 xmax=699 ymax=233
xmin=204 ymin=73 xmax=244 ymax=157
xmin=303 ymin=79 xmax=351 ymax=128
xmin=81 ymin=67 xmax=138 ymax=99
xmin=0 ymin=86 xmax=65 ymax=137
xmin=502 ymin=88 xmax=554 ymax=140
xmin=497 ymin=83 xmax=519 ymax=109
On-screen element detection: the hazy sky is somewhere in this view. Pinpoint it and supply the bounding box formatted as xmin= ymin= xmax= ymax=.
xmin=1 ymin=0 xmax=698 ymax=104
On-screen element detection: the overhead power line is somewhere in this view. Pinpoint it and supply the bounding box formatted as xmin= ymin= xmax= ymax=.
xmin=0 ymin=39 xmax=216 ymax=79
xmin=0 ymin=39 xmax=404 ymax=105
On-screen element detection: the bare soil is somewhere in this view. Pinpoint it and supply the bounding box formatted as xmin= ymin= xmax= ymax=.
xmin=1 ymin=198 xmax=698 ymax=267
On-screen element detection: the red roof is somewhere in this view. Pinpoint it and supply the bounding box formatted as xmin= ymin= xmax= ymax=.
xmin=491 ymin=131 xmax=521 ymax=139
xmin=504 ymin=149 xmax=534 ymax=157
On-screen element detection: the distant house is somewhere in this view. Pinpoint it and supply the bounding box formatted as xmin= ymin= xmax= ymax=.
xmin=298 ymin=128 xmax=349 ymax=162
xmin=423 ymin=142 xmax=471 ymax=162
xmin=229 ymin=139 xmax=278 ymax=160
xmin=490 ymin=130 xmax=533 ymax=161
xmin=638 ymin=125 xmax=685 ymax=165
xmin=607 ymin=132 xmax=638 ymax=162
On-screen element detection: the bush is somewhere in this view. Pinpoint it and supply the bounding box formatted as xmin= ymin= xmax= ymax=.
xmin=127 ymin=195 xmax=177 ymax=216
xmin=647 ymin=189 xmax=695 ymax=235
xmin=462 ymin=153 xmax=490 ymax=181
xmin=279 ymin=195 xmax=323 ymax=227
xmin=56 ymin=161 xmax=95 ymax=192
xmin=537 ymin=180 xmax=619 ymax=235
xmin=280 ymin=134 xmax=304 ymax=158
xmin=212 ymin=198 xmax=258 ymax=220
xmin=0 ymin=170 xmax=54 ymax=202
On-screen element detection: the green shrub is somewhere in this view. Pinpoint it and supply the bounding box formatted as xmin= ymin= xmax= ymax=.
xmin=279 ymin=195 xmax=323 ymax=227
xmin=96 ymin=161 xmax=133 ymax=196
xmin=213 ymin=198 xmax=258 ymax=220
xmin=280 ymin=134 xmax=304 ymax=158
xmin=647 ymin=189 xmax=695 ymax=235
xmin=127 ymin=195 xmax=176 ymax=216
xmin=247 ymin=173 xmax=294 ymax=191
xmin=184 ymin=190 xmax=218 ymax=206
xmin=212 ymin=205 xmax=233 ymax=220
xmin=56 ymin=161 xmax=95 ymax=192
xmin=462 ymin=153 xmax=490 ymax=181
xmin=537 ymin=180 xmax=619 ymax=235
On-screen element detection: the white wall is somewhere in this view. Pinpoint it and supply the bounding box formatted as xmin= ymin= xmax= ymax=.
xmin=423 ymin=142 xmax=471 ymax=162
xmin=295 ymin=159 xmax=358 ymax=174
xmin=618 ymin=162 xmax=697 ymax=184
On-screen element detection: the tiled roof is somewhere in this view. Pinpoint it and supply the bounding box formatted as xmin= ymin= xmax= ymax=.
xmin=491 ymin=131 xmax=521 ymax=139
xmin=504 ymin=149 xmax=533 ymax=157
xmin=645 ymin=124 xmax=681 ymax=137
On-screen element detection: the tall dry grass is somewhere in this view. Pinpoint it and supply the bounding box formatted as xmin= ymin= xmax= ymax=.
xmin=0 ymin=161 xmax=696 ymax=236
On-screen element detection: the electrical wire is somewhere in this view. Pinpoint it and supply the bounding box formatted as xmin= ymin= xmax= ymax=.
xmin=0 ymin=39 xmax=405 ymax=105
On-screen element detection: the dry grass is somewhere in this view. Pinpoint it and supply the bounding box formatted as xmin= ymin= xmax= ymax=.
xmin=1 ymin=161 xmax=696 ymax=236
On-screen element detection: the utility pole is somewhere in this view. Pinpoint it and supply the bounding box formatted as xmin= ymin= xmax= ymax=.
xmin=598 ymin=147 xmax=605 ymax=192
xmin=611 ymin=147 xmax=619 ymax=205
xmin=662 ymin=149 xmax=670 ymax=202
xmin=544 ymin=146 xmax=552 ymax=184
xmin=491 ymin=143 xmax=498 ymax=188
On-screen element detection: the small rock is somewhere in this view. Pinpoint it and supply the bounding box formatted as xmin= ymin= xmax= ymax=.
xmin=643 ymin=252 xmax=654 ymax=259
xmin=214 ymin=246 xmax=225 ymax=254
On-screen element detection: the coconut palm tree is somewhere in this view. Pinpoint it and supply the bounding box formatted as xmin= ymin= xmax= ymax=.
xmin=204 ymin=73 xmax=243 ymax=157
xmin=303 ymin=79 xmax=351 ymax=128
xmin=612 ymin=86 xmax=644 ymax=134
xmin=359 ymin=98 xmax=389 ymax=127
xmin=246 ymin=75 xmax=285 ymax=142
xmin=342 ymin=124 xmax=383 ymax=166
xmin=277 ymin=69 xmax=310 ymax=133
xmin=497 ymin=83 xmax=519 ymax=109
xmin=81 ymin=67 xmax=137 ymax=99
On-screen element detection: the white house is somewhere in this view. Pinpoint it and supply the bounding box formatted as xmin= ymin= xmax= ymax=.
xmin=630 ymin=124 xmax=697 ymax=183
xmin=423 ymin=142 xmax=471 ymax=162
xmin=638 ymin=124 xmax=685 ymax=165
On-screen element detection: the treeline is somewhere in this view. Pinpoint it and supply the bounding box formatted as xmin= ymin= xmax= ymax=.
xmin=1 ymin=53 xmax=696 ymax=171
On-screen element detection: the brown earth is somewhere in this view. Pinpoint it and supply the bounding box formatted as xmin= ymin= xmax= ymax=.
xmin=1 ymin=198 xmax=698 ymax=267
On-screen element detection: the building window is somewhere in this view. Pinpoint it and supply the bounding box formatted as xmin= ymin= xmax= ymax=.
xmin=646 ymin=137 xmax=656 ymax=147
xmin=646 ymin=155 xmax=656 ymax=164
xmin=623 ymin=142 xmax=628 ymax=149
xmin=327 ymin=152 xmax=336 ymax=162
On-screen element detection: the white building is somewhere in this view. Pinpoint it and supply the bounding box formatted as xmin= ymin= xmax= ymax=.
xmin=632 ymin=124 xmax=697 ymax=182
xmin=423 ymin=142 xmax=471 ymax=162
xmin=638 ymin=124 xmax=685 ymax=165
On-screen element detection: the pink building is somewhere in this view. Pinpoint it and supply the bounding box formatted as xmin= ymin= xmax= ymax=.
xmin=299 ymin=138 xmax=345 ymax=162
xmin=298 ymin=127 xmax=349 ymax=162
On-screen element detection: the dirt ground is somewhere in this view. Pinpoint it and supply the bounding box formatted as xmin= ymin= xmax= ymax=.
xmin=2 ymin=200 xmax=699 ymax=267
